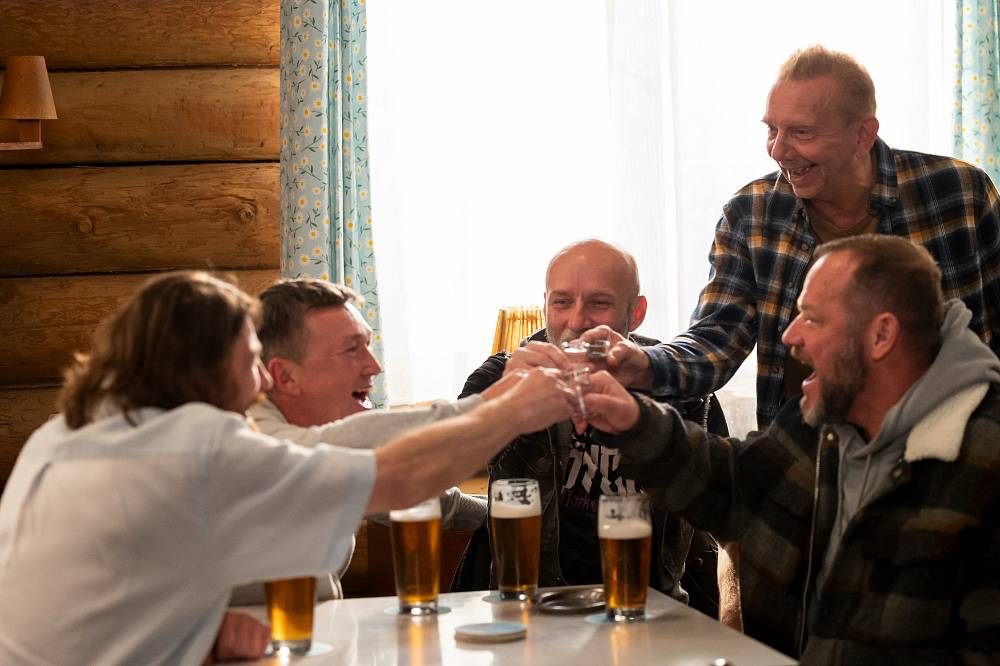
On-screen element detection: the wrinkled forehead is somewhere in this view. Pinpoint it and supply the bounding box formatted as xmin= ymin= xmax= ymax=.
xmin=545 ymin=246 xmax=638 ymax=300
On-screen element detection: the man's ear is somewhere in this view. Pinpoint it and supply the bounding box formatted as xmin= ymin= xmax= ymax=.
xmin=266 ymin=357 xmax=302 ymax=397
xmin=628 ymin=295 xmax=648 ymax=332
xmin=867 ymin=312 xmax=899 ymax=362
xmin=857 ymin=115 xmax=879 ymax=154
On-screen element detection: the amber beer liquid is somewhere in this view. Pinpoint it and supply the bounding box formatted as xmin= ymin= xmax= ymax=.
xmin=389 ymin=499 xmax=442 ymax=615
xmin=600 ymin=517 xmax=652 ymax=621
xmin=489 ymin=478 xmax=542 ymax=601
xmin=265 ymin=576 xmax=316 ymax=655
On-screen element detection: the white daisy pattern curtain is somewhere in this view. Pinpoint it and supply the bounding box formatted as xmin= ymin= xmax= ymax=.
xmin=280 ymin=0 xmax=387 ymax=407
xmin=955 ymin=0 xmax=1000 ymax=184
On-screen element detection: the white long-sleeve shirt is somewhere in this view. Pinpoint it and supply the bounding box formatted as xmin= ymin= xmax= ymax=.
xmin=0 ymin=403 xmax=374 ymax=666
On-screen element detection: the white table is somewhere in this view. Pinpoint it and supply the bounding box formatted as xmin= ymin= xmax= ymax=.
xmin=243 ymin=588 xmax=795 ymax=665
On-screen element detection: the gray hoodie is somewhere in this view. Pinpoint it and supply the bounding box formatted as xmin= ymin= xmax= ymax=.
xmin=816 ymin=300 xmax=1000 ymax=592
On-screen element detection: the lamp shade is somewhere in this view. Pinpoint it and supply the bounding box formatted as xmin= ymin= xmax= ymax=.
xmin=492 ymin=306 xmax=544 ymax=355
xmin=0 ymin=56 xmax=57 ymax=120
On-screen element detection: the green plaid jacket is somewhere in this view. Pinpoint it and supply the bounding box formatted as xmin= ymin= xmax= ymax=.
xmin=600 ymin=388 xmax=1000 ymax=664
xmin=645 ymin=138 xmax=1000 ymax=427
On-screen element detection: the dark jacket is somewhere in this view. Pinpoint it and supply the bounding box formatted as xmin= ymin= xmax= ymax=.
xmin=455 ymin=330 xmax=727 ymax=617
xmin=600 ymin=388 xmax=1000 ymax=664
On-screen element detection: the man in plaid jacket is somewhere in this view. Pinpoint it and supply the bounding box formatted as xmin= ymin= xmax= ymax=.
xmin=581 ymin=235 xmax=1000 ymax=663
xmin=587 ymin=45 xmax=1000 ymax=431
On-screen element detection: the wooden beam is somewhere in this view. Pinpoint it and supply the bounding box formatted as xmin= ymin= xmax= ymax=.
xmin=0 ymin=0 xmax=279 ymax=69
xmin=0 ymin=270 xmax=279 ymax=386
xmin=0 ymin=163 xmax=279 ymax=276
xmin=0 ymin=68 xmax=279 ymax=166
xmin=0 ymin=385 xmax=60 ymax=480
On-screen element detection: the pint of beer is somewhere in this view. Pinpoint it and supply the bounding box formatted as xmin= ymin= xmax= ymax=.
xmin=598 ymin=494 xmax=652 ymax=622
xmin=265 ymin=576 xmax=317 ymax=655
xmin=489 ymin=478 xmax=542 ymax=601
xmin=389 ymin=498 xmax=442 ymax=615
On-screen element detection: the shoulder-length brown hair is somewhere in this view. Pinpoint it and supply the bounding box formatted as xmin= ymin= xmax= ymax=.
xmin=58 ymin=271 xmax=260 ymax=429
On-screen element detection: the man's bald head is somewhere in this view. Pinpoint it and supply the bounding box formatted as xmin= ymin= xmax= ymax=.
xmin=543 ymin=239 xmax=646 ymax=344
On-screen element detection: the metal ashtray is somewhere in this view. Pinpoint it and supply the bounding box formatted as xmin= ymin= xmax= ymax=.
xmin=536 ymin=586 xmax=605 ymax=614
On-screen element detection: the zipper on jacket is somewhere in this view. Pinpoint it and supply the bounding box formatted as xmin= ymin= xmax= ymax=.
xmin=798 ymin=429 xmax=830 ymax=655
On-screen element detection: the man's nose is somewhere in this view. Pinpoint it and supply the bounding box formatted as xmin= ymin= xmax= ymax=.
xmin=768 ymin=131 xmax=791 ymax=162
xmin=568 ymin=303 xmax=591 ymax=332
xmin=364 ymin=346 xmax=382 ymax=376
xmin=781 ymin=315 xmax=801 ymax=347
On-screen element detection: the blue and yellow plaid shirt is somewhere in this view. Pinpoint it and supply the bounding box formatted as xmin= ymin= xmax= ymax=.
xmin=646 ymin=137 xmax=1000 ymax=427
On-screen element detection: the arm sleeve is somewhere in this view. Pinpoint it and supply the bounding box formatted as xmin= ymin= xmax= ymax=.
xmin=202 ymin=417 xmax=376 ymax=586
xmin=258 ymin=396 xmax=484 ymax=450
xmin=458 ymin=354 xmax=509 ymax=399
xmin=975 ymin=171 xmax=1000 ymax=356
xmin=645 ymin=209 xmax=760 ymax=397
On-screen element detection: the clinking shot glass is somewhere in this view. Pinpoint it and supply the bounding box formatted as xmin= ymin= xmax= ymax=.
xmin=561 ymin=339 xmax=609 ymax=418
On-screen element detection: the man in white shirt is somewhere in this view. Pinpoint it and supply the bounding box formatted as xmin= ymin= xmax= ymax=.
xmin=233 ymin=279 xmax=489 ymax=604
xmin=0 ymin=272 xmax=575 ymax=665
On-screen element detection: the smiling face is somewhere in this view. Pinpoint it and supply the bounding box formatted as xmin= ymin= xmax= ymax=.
xmin=223 ymin=318 xmax=273 ymax=413
xmin=781 ymin=252 xmax=868 ymax=427
xmin=763 ymin=77 xmax=872 ymax=206
xmin=544 ymin=241 xmax=645 ymax=344
xmin=294 ymin=304 xmax=382 ymax=423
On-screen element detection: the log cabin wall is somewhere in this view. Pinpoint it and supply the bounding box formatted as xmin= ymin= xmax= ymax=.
xmin=0 ymin=0 xmax=281 ymax=478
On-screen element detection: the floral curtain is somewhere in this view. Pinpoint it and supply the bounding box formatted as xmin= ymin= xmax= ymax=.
xmin=280 ymin=0 xmax=387 ymax=407
xmin=955 ymin=0 xmax=1000 ymax=184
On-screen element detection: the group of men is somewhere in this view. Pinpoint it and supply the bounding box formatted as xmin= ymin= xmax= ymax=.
xmin=0 ymin=44 xmax=998 ymax=664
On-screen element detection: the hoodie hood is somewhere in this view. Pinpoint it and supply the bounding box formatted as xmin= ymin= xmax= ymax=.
xmin=853 ymin=299 xmax=1000 ymax=461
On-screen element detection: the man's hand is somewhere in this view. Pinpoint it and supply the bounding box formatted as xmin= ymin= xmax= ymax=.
xmin=580 ymin=326 xmax=653 ymax=390
xmin=495 ymin=367 xmax=577 ymax=434
xmin=500 ymin=341 xmax=572 ymax=377
xmin=204 ymin=611 xmax=271 ymax=664
xmin=574 ymin=370 xmax=640 ymax=435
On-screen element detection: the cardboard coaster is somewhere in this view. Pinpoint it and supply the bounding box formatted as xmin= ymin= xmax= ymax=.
xmin=382 ymin=605 xmax=451 ymax=616
xmin=455 ymin=621 xmax=526 ymax=643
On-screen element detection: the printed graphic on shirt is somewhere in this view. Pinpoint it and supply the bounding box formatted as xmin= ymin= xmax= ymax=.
xmin=560 ymin=434 xmax=637 ymax=512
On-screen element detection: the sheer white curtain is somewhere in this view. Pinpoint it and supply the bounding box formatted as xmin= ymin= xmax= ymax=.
xmin=367 ymin=1 xmax=953 ymax=434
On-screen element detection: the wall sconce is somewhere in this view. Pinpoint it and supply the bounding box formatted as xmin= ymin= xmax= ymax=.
xmin=0 ymin=56 xmax=57 ymax=151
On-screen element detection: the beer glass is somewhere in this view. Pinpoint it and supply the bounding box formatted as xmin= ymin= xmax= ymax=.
xmin=389 ymin=498 xmax=442 ymax=615
xmin=489 ymin=478 xmax=542 ymax=601
xmin=265 ymin=576 xmax=317 ymax=655
xmin=598 ymin=494 xmax=652 ymax=622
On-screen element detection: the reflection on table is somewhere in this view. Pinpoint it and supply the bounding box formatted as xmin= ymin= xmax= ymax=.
xmin=242 ymin=587 xmax=796 ymax=665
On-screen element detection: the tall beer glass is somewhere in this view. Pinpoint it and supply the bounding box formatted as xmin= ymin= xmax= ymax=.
xmin=389 ymin=498 xmax=442 ymax=615
xmin=490 ymin=478 xmax=542 ymax=601
xmin=265 ymin=576 xmax=317 ymax=655
xmin=599 ymin=494 xmax=652 ymax=622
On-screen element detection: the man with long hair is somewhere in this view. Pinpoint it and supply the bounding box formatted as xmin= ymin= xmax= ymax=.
xmin=0 ymin=271 xmax=575 ymax=664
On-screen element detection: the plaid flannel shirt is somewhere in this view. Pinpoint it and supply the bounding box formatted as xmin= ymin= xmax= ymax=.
xmin=601 ymin=388 xmax=1000 ymax=663
xmin=645 ymin=137 xmax=1000 ymax=427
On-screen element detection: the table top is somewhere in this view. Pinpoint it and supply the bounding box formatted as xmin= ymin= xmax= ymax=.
xmin=244 ymin=587 xmax=796 ymax=665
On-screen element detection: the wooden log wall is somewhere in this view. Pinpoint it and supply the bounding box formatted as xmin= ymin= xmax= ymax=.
xmin=0 ymin=0 xmax=281 ymax=477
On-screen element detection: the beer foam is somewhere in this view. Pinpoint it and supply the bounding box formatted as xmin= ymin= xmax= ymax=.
xmin=600 ymin=518 xmax=651 ymax=540
xmin=490 ymin=501 xmax=541 ymax=518
xmin=389 ymin=500 xmax=441 ymax=522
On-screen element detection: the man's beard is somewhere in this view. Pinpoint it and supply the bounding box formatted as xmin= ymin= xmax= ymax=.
xmin=801 ymin=333 xmax=867 ymax=428
xmin=545 ymin=314 xmax=632 ymax=347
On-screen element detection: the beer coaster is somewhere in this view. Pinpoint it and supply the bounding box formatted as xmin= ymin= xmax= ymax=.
xmin=536 ymin=586 xmax=605 ymax=614
xmin=382 ymin=605 xmax=451 ymax=616
xmin=455 ymin=621 xmax=526 ymax=643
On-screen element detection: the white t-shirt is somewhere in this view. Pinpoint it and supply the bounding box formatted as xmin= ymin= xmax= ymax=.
xmin=0 ymin=403 xmax=375 ymax=665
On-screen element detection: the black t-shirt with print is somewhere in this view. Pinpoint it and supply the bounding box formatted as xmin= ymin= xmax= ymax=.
xmin=557 ymin=428 xmax=639 ymax=585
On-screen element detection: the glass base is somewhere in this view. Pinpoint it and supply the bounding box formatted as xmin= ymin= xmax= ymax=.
xmin=399 ymin=601 xmax=438 ymax=616
xmin=498 ymin=589 xmax=536 ymax=602
xmin=271 ymin=638 xmax=311 ymax=656
xmin=605 ymin=607 xmax=645 ymax=622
